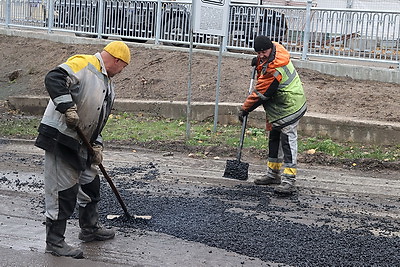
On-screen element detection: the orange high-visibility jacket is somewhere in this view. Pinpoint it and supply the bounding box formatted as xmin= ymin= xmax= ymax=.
xmin=242 ymin=42 xmax=307 ymax=126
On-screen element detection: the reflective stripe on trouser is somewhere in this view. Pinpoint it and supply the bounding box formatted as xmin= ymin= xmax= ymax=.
xmin=44 ymin=151 xmax=99 ymax=220
xmin=267 ymin=120 xmax=299 ymax=184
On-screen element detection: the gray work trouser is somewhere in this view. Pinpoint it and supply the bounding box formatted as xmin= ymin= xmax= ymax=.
xmin=44 ymin=151 xmax=99 ymax=221
xmin=267 ymin=120 xmax=299 ymax=184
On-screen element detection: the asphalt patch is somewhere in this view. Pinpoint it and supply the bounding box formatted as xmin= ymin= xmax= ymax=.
xmin=96 ymin=172 xmax=400 ymax=267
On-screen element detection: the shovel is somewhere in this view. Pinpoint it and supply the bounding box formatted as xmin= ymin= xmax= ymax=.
xmin=223 ymin=66 xmax=256 ymax=181
xmin=76 ymin=127 xmax=151 ymax=220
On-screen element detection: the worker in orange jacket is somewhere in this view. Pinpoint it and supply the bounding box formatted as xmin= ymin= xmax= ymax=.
xmin=238 ymin=35 xmax=307 ymax=195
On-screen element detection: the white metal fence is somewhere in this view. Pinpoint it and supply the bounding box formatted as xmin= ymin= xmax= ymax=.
xmin=1 ymin=0 xmax=399 ymax=67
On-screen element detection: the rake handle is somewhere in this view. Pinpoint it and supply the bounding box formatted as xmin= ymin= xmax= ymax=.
xmin=76 ymin=127 xmax=131 ymax=218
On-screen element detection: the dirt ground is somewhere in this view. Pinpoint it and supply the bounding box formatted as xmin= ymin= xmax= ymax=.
xmin=1 ymin=34 xmax=400 ymax=123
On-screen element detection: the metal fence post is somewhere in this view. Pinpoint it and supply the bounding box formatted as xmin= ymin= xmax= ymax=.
xmin=221 ymin=29 xmax=228 ymax=52
xmin=47 ymin=0 xmax=54 ymax=33
xmin=220 ymin=3 xmax=230 ymax=53
xmin=301 ymin=0 xmax=312 ymax=61
xmin=97 ymin=0 xmax=104 ymax=39
xmin=6 ymin=0 xmax=11 ymax=26
xmin=186 ymin=27 xmax=193 ymax=140
xmin=213 ymin=35 xmax=224 ymax=132
xmin=155 ymin=0 xmax=162 ymax=45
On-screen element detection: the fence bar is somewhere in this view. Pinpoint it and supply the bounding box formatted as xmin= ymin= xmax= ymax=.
xmin=47 ymin=0 xmax=54 ymax=32
xmin=301 ymin=0 xmax=312 ymax=60
xmin=6 ymin=0 xmax=10 ymax=26
xmin=97 ymin=0 xmax=104 ymax=38
xmin=155 ymin=0 xmax=162 ymax=44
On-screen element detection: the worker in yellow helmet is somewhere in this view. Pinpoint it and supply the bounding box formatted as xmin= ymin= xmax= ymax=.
xmin=35 ymin=41 xmax=130 ymax=259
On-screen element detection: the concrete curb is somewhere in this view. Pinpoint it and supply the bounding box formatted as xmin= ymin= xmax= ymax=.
xmin=7 ymin=95 xmax=400 ymax=146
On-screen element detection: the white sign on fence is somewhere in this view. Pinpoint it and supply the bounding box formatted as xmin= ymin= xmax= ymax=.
xmin=192 ymin=0 xmax=230 ymax=36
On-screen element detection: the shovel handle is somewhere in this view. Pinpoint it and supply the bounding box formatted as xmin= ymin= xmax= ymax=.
xmin=248 ymin=67 xmax=256 ymax=94
xmin=237 ymin=66 xmax=256 ymax=161
xmin=237 ymin=115 xmax=247 ymax=161
xmin=76 ymin=127 xmax=131 ymax=218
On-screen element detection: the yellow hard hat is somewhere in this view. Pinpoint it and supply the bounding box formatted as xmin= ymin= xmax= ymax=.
xmin=103 ymin=41 xmax=131 ymax=64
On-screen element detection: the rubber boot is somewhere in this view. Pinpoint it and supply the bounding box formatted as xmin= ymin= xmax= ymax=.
xmin=254 ymin=168 xmax=281 ymax=185
xmin=45 ymin=218 xmax=83 ymax=259
xmin=78 ymin=202 xmax=115 ymax=242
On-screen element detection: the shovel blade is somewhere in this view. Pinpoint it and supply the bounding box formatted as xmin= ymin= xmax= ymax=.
xmin=107 ymin=214 xmax=152 ymax=220
xmin=223 ymin=159 xmax=249 ymax=180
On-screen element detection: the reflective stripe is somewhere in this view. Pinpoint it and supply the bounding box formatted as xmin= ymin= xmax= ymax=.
xmin=278 ymin=65 xmax=297 ymax=89
xmin=59 ymin=63 xmax=72 ymax=73
xmin=253 ymin=88 xmax=269 ymax=101
xmin=261 ymin=65 xmax=268 ymax=75
xmin=87 ymin=62 xmax=105 ymax=81
xmin=257 ymin=64 xmax=298 ymax=104
xmin=283 ymin=167 xmax=297 ymax=176
xmin=254 ymin=66 xmax=270 ymax=101
xmin=267 ymin=161 xmax=283 ymax=171
xmin=53 ymin=94 xmax=73 ymax=106
xmin=273 ymin=102 xmax=307 ymax=127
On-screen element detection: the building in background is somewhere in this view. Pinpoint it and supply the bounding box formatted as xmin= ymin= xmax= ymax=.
xmin=261 ymin=0 xmax=400 ymax=11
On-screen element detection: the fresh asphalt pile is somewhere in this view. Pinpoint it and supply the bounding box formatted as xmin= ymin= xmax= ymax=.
xmin=94 ymin=163 xmax=400 ymax=267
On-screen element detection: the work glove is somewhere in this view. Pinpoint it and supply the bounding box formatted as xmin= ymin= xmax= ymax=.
xmin=238 ymin=109 xmax=249 ymax=123
xmin=65 ymin=105 xmax=79 ymax=129
xmin=251 ymin=57 xmax=258 ymax=67
xmin=266 ymin=118 xmax=272 ymax=131
xmin=91 ymin=144 xmax=103 ymax=165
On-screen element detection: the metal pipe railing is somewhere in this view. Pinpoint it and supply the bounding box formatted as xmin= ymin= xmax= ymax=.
xmin=0 ymin=0 xmax=398 ymax=67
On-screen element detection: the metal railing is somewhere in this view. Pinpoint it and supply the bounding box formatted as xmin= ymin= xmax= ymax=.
xmin=1 ymin=0 xmax=399 ymax=67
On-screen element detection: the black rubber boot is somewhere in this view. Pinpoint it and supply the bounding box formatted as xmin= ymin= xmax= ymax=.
xmin=78 ymin=176 xmax=115 ymax=242
xmin=78 ymin=203 xmax=115 ymax=242
xmin=45 ymin=218 xmax=83 ymax=259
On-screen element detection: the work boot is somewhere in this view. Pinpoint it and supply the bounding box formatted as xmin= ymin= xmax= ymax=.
xmin=45 ymin=218 xmax=84 ymax=259
xmin=78 ymin=203 xmax=115 ymax=242
xmin=254 ymin=170 xmax=281 ymax=185
xmin=274 ymin=182 xmax=296 ymax=195
xmin=274 ymin=175 xmax=297 ymax=195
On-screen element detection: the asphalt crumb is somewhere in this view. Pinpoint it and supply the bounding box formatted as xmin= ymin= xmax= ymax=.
xmin=223 ymin=160 xmax=249 ymax=180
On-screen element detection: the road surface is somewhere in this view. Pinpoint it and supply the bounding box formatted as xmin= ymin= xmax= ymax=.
xmin=0 ymin=139 xmax=399 ymax=266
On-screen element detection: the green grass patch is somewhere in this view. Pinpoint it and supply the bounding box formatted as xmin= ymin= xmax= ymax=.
xmin=299 ymin=137 xmax=400 ymax=162
xmin=0 ymin=112 xmax=399 ymax=162
xmin=104 ymin=113 xmax=186 ymax=142
xmin=0 ymin=116 xmax=40 ymax=139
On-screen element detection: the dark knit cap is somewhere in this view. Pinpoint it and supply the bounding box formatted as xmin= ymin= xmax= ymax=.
xmin=254 ymin=35 xmax=273 ymax=52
